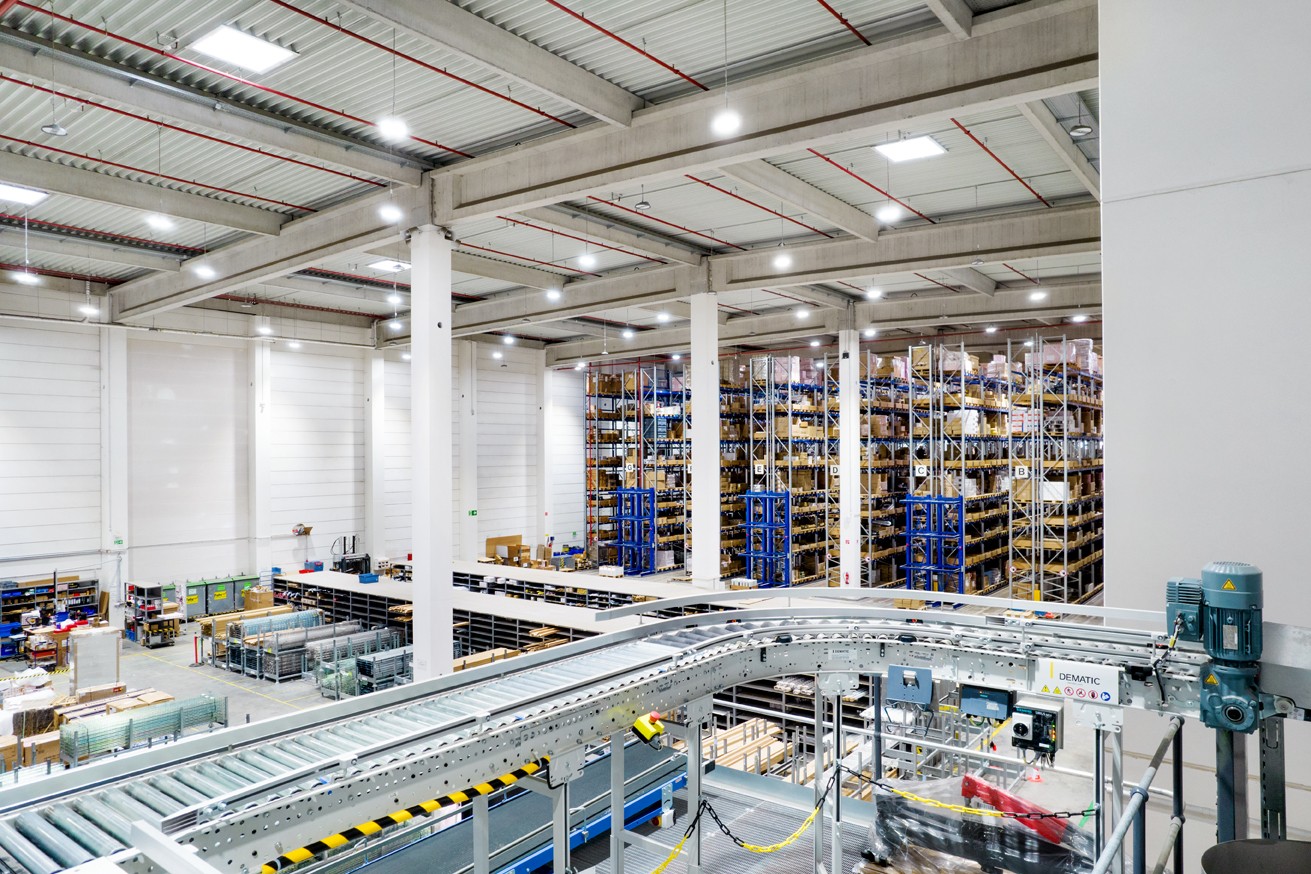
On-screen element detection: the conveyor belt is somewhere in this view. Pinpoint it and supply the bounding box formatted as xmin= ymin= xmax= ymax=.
xmin=363 ymin=741 xmax=680 ymax=874
xmin=0 ymin=604 xmax=1230 ymax=874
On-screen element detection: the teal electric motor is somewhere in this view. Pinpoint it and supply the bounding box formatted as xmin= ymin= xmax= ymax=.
xmin=1166 ymin=561 xmax=1264 ymax=732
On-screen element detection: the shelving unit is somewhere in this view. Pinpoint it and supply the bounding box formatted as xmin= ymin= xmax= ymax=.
xmin=0 ymin=575 xmax=99 ymax=629
xmin=615 ymin=487 xmax=658 ymax=576
xmin=857 ymin=354 xmax=911 ymax=588
xmin=1008 ymin=336 xmax=1106 ymax=602
xmin=744 ymin=355 xmax=836 ymax=586
xmin=272 ymin=574 xmax=414 ymax=644
xmin=584 ymin=364 xmax=687 ymax=574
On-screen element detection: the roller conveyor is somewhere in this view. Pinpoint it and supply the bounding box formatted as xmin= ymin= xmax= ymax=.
xmin=0 ymin=600 xmax=1296 ymax=874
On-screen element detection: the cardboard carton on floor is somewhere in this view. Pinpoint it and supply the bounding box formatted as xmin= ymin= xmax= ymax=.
xmin=136 ymin=691 xmax=175 ymax=706
xmin=23 ymin=731 xmax=60 ymax=767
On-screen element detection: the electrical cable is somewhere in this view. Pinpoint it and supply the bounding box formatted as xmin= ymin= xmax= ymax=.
xmin=840 ymin=766 xmax=1097 ymax=822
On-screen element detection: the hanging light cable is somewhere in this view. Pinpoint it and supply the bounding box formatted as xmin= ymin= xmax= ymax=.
xmin=710 ymin=0 xmax=740 ymax=136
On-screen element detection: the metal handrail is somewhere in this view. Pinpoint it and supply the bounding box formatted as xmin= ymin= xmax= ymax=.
xmin=1091 ymin=717 xmax=1184 ymax=874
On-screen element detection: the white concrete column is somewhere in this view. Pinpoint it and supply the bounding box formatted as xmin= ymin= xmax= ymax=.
xmin=248 ymin=338 xmax=272 ymax=571
xmin=689 ymin=289 xmax=721 ymax=588
xmin=363 ymin=349 xmax=387 ymax=559
xmin=536 ymin=350 xmax=553 ymax=550
xmin=410 ymin=225 xmax=455 ymax=680
xmin=100 ymin=327 xmax=129 ymax=589
xmin=456 ymin=339 xmax=479 ymax=561
xmin=837 ymin=326 xmax=861 ymax=587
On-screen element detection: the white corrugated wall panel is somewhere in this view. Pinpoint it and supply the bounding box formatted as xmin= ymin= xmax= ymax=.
xmin=549 ymin=368 xmax=586 ymax=550
xmin=383 ymin=356 xmax=412 ymax=559
xmin=126 ymin=336 xmax=250 ymax=581
xmin=269 ymin=346 xmax=365 ymax=569
xmin=0 ymin=322 xmax=101 ymax=575
xmin=475 ymin=344 xmax=538 ymax=542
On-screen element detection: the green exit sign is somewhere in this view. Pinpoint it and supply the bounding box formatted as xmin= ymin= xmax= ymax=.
xmin=468 ymin=509 xmax=478 ymax=516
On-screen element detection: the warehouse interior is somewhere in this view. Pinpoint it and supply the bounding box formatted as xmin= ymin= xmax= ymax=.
xmin=0 ymin=1 xmax=1308 ymax=873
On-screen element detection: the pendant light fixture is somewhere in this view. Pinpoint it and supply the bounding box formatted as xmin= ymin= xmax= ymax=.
xmin=710 ymin=0 xmax=740 ymax=137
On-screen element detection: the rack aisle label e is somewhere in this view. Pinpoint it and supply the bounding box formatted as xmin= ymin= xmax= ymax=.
xmin=1032 ymin=657 xmax=1121 ymax=704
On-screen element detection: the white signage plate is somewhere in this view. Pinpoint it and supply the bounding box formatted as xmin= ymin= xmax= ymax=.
xmin=1032 ymin=657 xmax=1121 ymax=705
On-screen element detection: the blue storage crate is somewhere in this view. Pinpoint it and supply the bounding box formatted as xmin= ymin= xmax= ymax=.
xmin=358 ymin=573 xmax=379 ymax=583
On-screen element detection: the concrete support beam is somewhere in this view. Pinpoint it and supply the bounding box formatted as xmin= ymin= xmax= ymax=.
xmin=718 ymin=160 xmax=880 ymax=241
xmin=452 ymin=266 xmax=685 ymax=336
xmin=1018 ymin=99 xmax=1102 ymax=201
xmin=451 ymin=251 xmax=565 ymax=289
xmin=785 ymin=285 xmax=861 ymax=310
xmin=517 ymin=206 xmax=705 ymax=266
xmin=0 ymin=36 xmax=424 ymax=186
xmin=548 ymin=280 xmax=1102 ymax=363
xmin=689 ymin=289 xmax=720 ymax=588
xmin=0 ymin=150 xmax=285 ymax=236
xmin=437 ymin=1 xmax=1097 ymax=221
xmin=837 ymin=321 xmax=861 ymax=587
xmin=711 ymin=203 xmax=1100 ymax=291
xmin=111 ymin=186 xmax=424 ymax=321
xmin=410 ymin=225 xmax=455 ymax=680
xmin=338 ymin=0 xmax=642 ymax=127
xmin=0 ymin=228 xmax=182 ymax=272
xmin=923 ymin=0 xmax=974 ymax=39
xmin=934 ymin=267 xmax=997 ymax=296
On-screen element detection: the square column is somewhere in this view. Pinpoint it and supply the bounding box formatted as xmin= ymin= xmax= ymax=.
xmin=247 ymin=338 xmax=272 ymax=571
xmin=410 ymin=224 xmax=454 ymax=680
xmin=456 ymin=339 xmax=479 ymax=561
xmin=689 ymin=290 xmax=721 ymax=588
xmin=837 ymin=327 xmax=861 ymax=587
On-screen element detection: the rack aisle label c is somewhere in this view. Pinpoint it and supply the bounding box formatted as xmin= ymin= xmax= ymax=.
xmin=1032 ymin=657 xmax=1121 ymax=704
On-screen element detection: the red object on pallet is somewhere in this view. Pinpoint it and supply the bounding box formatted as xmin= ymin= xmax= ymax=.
xmin=960 ymin=774 xmax=1069 ymax=846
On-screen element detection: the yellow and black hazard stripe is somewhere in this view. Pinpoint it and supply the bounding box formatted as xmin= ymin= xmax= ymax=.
xmin=259 ymin=757 xmax=549 ymax=873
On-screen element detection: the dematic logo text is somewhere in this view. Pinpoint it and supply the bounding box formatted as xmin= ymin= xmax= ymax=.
xmin=1058 ymin=672 xmax=1102 ymax=686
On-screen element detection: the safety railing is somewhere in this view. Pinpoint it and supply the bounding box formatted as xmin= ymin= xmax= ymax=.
xmin=1091 ymin=716 xmax=1184 ymax=874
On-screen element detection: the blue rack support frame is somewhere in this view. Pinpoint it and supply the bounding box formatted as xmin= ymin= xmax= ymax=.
xmin=743 ymin=490 xmax=791 ymax=588
xmin=615 ymin=487 xmax=658 ymax=577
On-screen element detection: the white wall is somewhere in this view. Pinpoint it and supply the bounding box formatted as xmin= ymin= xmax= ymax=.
xmin=126 ymin=336 xmax=250 ymax=581
xmin=383 ymin=357 xmax=412 ymax=559
xmin=268 ymin=345 xmax=365 ymax=570
xmin=549 ymin=368 xmax=586 ymax=549
xmin=1101 ymin=0 xmax=1311 ymax=858
xmin=0 ymin=322 xmax=102 ymax=578
xmin=475 ymin=343 xmax=540 ymax=543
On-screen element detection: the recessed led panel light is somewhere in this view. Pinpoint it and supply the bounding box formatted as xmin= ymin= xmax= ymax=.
xmin=145 ymin=214 xmax=174 ymax=231
xmin=0 ymin=182 xmax=48 ymax=206
xmin=193 ymin=264 xmax=217 ymax=280
xmin=875 ymin=204 xmax=903 ymax=224
xmin=376 ymin=116 xmax=409 ymax=142
xmin=378 ymin=203 xmax=403 ymax=223
xmin=874 ymin=136 xmax=946 ymax=163
xmin=192 ymin=25 xmax=298 ymax=74
xmin=1029 ymin=289 xmax=1048 ymax=302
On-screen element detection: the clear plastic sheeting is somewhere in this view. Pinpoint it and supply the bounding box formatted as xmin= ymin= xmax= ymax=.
xmin=861 ymin=777 xmax=1094 ymax=874
xmin=59 ymin=695 xmax=227 ymax=765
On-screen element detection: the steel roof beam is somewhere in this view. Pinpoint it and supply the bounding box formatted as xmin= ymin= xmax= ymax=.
xmin=516 ymin=205 xmax=705 ymax=266
xmin=0 ymin=150 xmax=285 ymax=236
xmin=718 ymin=160 xmax=880 ymax=241
xmin=111 ymin=186 xmax=424 ymax=321
xmin=0 ymin=34 xmax=425 ymax=187
xmin=337 ymin=0 xmax=643 ymax=127
xmin=1017 ymin=99 xmax=1101 ymax=201
xmin=710 ymin=203 xmax=1099 ymax=291
xmin=923 ymin=0 xmax=975 ymax=39
xmin=436 ymin=0 xmax=1097 ymax=221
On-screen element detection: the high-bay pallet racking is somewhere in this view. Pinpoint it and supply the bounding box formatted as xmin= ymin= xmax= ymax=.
xmin=1008 ymin=336 xmax=1106 ymax=602
xmin=584 ymin=364 xmax=687 ymax=573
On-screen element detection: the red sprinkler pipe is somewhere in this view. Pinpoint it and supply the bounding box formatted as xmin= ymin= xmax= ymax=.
xmin=1002 ymin=263 xmax=1041 ymax=284
xmin=814 ymin=0 xmax=871 ymax=45
xmin=0 ymin=134 xmax=319 ymax=213
xmin=587 ymin=196 xmax=745 ymax=251
xmin=685 ymin=176 xmax=834 ymax=238
xmin=913 ymin=272 xmax=963 ymax=293
xmin=10 ymin=2 xmax=473 ymax=158
xmin=545 ymin=0 xmax=709 ymax=91
xmin=267 ymin=0 xmax=576 ymax=129
xmin=806 ymin=148 xmax=936 ymax=223
xmin=950 ymin=118 xmax=1052 ymax=208
xmin=0 ymin=74 xmax=385 ymax=187
xmin=0 ymin=213 xmax=204 ymax=253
